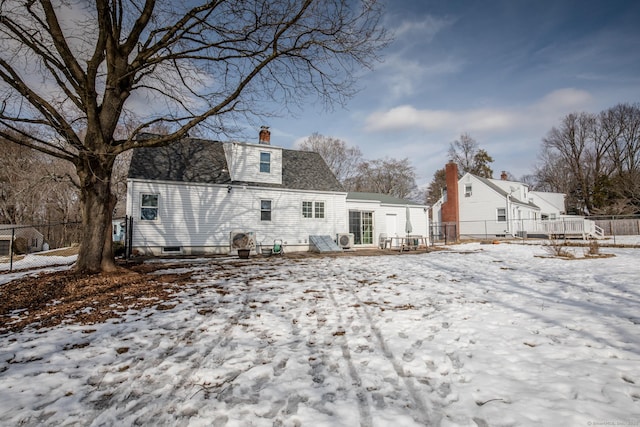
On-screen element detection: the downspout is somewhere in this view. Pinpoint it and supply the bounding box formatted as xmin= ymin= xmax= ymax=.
xmin=505 ymin=193 xmax=510 ymax=235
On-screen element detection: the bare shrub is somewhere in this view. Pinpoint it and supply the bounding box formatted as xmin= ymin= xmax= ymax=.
xmin=585 ymin=240 xmax=600 ymax=257
xmin=544 ymin=239 xmax=575 ymax=258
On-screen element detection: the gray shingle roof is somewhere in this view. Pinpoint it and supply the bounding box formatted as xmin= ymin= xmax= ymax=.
xmin=347 ymin=192 xmax=424 ymax=206
xmin=128 ymin=138 xmax=230 ymax=184
xmin=281 ymin=149 xmax=344 ymax=192
xmin=128 ymin=138 xmax=345 ymax=192
xmin=474 ymin=175 xmax=539 ymax=209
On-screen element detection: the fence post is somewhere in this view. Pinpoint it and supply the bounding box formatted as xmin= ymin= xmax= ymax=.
xmin=126 ymin=216 xmax=133 ymax=259
xmin=9 ymin=227 xmax=14 ymax=272
xmin=611 ymin=217 xmax=616 ymax=245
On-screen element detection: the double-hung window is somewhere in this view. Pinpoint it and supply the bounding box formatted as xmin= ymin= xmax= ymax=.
xmin=141 ymin=194 xmax=159 ymax=221
xmin=497 ymin=208 xmax=506 ymax=222
xmin=261 ymin=200 xmax=272 ymax=221
xmin=464 ymin=184 xmax=472 ymax=197
xmin=260 ymin=152 xmax=271 ymax=173
xmin=314 ymin=201 xmax=325 ymax=218
xmin=302 ymin=201 xmax=313 ymax=218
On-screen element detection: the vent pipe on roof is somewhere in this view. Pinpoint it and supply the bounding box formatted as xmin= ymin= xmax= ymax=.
xmin=259 ymin=126 xmax=271 ymax=145
xmin=501 ymin=171 xmax=508 ymax=180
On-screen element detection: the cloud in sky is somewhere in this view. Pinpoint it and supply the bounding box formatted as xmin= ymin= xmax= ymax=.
xmin=392 ymin=14 xmax=457 ymax=42
xmin=364 ymin=88 xmax=594 ymax=134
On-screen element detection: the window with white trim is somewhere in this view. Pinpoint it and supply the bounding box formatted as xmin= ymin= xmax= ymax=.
xmin=141 ymin=194 xmax=159 ymax=221
xmin=464 ymin=184 xmax=472 ymax=197
xmin=302 ymin=201 xmax=313 ymax=218
xmin=260 ymin=152 xmax=271 ymax=173
xmin=261 ymin=199 xmax=272 ymax=221
xmin=302 ymin=201 xmax=325 ymax=219
xmin=497 ymin=207 xmax=506 ymax=222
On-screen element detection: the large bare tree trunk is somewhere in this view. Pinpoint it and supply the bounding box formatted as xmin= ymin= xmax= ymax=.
xmin=76 ymin=154 xmax=118 ymax=274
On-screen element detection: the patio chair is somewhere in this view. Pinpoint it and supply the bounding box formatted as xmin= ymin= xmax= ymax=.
xmin=379 ymin=233 xmax=392 ymax=249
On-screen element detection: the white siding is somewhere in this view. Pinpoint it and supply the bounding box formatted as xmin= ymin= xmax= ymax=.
xmin=346 ymin=200 xmax=429 ymax=247
xmin=223 ymin=142 xmax=282 ymax=185
xmin=489 ymin=179 xmax=528 ymax=201
xmin=458 ymin=175 xmax=509 ymax=237
xmin=127 ymin=179 xmax=345 ymax=255
xmin=529 ymin=191 xmax=566 ymax=216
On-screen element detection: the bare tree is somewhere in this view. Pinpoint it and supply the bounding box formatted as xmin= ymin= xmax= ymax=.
xmin=425 ymin=168 xmax=445 ymax=206
xmin=345 ymin=157 xmax=417 ymax=199
xmin=542 ymin=113 xmax=595 ymax=213
xmin=298 ymin=132 xmax=362 ymax=184
xmin=0 ymin=0 xmax=389 ymax=273
xmin=603 ymin=103 xmax=640 ymax=213
xmin=0 ymin=137 xmax=41 ymax=224
xmin=448 ymin=133 xmax=494 ymax=178
xmin=0 ymin=135 xmax=80 ymax=225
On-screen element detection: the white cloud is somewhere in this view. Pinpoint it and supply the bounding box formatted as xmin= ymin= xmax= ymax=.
xmin=393 ymin=15 xmax=457 ymax=42
xmin=376 ymin=56 xmax=463 ymax=99
xmin=364 ymin=105 xmax=516 ymax=133
xmin=364 ymin=88 xmax=594 ymax=134
xmin=532 ymin=88 xmax=594 ymax=112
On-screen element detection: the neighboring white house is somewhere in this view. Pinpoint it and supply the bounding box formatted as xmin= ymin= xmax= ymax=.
xmin=112 ymin=219 xmax=126 ymax=242
xmin=431 ymin=163 xmax=602 ymax=240
xmin=126 ymin=129 xmax=428 ymax=255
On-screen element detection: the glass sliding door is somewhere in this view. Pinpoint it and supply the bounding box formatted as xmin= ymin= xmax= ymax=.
xmin=349 ymin=210 xmax=374 ymax=245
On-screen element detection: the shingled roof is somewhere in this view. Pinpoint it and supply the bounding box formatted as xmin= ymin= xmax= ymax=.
xmin=128 ymin=138 xmax=345 ymax=192
xmin=474 ymin=175 xmax=539 ymax=209
xmin=347 ymin=192 xmax=423 ymax=206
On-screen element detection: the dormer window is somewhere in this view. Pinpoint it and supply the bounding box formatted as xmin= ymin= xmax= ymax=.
xmin=260 ymin=152 xmax=271 ymax=173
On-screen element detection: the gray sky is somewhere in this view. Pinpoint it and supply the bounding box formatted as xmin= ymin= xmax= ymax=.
xmin=261 ymin=0 xmax=640 ymax=187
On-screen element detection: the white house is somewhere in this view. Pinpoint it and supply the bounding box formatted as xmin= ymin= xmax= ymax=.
xmin=126 ymin=129 xmax=428 ymax=255
xmin=431 ymin=163 xmax=602 ymax=240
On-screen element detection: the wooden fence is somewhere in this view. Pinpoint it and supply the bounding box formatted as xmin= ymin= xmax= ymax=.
xmin=593 ymin=218 xmax=640 ymax=236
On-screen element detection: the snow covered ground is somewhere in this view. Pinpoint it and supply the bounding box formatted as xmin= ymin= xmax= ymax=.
xmin=0 ymin=252 xmax=77 ymax=284
xmin=1 ymin=242 xmax=639 ymax=426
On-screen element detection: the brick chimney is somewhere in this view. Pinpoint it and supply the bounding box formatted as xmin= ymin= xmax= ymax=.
xmin=259 ymin=126 xmax=271 ymax=145
xmin=441 ymin=162 xmax=459 ymax=241
xmin=501 ymin=171 xmax=508 ymax=180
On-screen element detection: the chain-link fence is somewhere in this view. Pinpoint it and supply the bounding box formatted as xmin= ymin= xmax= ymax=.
xmin=430 ymin=215 xmax=640 ymax=246
xmin=0 ymin=217 xmax=136 ymax=273
xmin=1 ymin=221 xmax=83 ymax=273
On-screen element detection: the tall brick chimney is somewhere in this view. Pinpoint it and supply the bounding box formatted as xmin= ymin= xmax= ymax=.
xmin=441 ymin=162 xmax=459 ymax=241
xmin=259 ymin=126 xmax=271 ymax=145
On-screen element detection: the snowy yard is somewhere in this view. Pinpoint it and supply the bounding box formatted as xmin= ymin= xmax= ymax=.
xmin=1 ymin=242 xmax=639 ymax=426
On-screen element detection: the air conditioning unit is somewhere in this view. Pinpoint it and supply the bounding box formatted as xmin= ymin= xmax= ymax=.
xmin=336 ymin=233 xmax=355 ymax=249
xmin=230 ymin=230 xmax=256 ymax=252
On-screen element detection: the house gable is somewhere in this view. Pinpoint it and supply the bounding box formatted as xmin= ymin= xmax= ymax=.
xmin=458 ymin=173 xmax=511 ymax=223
